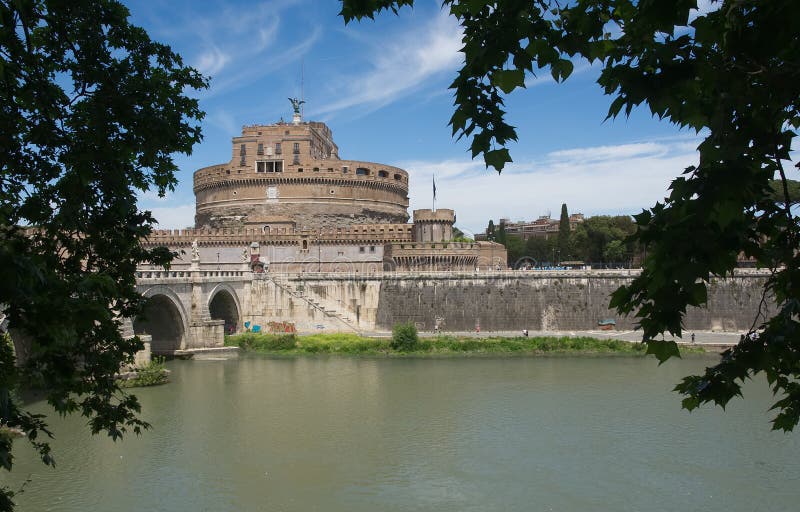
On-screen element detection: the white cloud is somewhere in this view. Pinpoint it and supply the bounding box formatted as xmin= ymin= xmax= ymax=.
xmin=208 ymin=109 xmax=240 ymax=136
xmin=204 ymin=26 xmax=320 ymax=99
xmin=548 ymin=142 xmax=669 ymax=163
xmin=137 ymin=189 xmax=177 ymax=203
xmin=195 ymin=46 xmax=231 ymax=76
xmin=149 ymin=204 xmax=196 ymax=230
xmin=401 ymin=137 xmax=702 ymax=233
xmin=312 ymin=9 xmax=462 ymax=117
xmin=690 ymin=0 xmax=721 ymax=22
xmin=179 ymin=1 xmax=310 ymax=97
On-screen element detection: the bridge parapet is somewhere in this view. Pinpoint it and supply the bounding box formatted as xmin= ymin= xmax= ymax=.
xmin=136 ymin=269 xmax=252 ymax=281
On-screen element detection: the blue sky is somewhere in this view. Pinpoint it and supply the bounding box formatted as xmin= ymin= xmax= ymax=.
xmin=129 ymin=0 xmax=707 ymax=236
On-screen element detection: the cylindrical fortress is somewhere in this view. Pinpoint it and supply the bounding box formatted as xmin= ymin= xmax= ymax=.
xmin=194 ymin=121 xmax=409 ymax=230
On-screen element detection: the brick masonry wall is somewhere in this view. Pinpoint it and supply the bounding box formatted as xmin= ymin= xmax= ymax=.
xmin=370 ymin=271 xmax=771 ymax=332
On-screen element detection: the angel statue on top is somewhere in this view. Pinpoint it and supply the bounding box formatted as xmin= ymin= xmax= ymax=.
xmin=288 ymin=97 xmax=305 ymax=114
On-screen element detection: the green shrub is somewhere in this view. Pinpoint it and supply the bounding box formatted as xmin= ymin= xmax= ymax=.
xmin=120 ymin=357 xmax=168 ymax=388
xmin=391 ymin=322 xmax=419 ymax=351
xmin=230 ymin=333 xmax=297 ymax=351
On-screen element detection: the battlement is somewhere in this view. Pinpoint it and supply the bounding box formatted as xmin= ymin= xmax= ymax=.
xmin=386 ymin=240 xmax=484 ymax=271
xmin=412 ymin=209 xmax=455 ymax=223
xmin=194 ymin=158 xmax=406 ymax=188
xmin=143 ymin=223 xmax=415 ymax=247
xmin=193 ymin=161 xmax=409 ymax=192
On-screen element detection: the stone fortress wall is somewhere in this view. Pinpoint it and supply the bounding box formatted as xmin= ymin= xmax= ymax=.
xmin=240 ymin=270 xmax=771 ymax=334
xmin=193 ymin=120 xmax=410 ymax=230
xmin=142 ymin=224 xmax=418 ymax=273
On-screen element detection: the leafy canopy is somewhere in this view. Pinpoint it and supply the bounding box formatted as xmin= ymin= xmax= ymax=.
xmin=341 ymin=0 xmax=800 ymax=430
xmin=0 ymin=0 xmax=206 ymax=507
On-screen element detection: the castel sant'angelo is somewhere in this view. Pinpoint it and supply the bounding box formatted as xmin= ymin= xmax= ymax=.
xmin=143 ymin=100 xmax=506 ymax=272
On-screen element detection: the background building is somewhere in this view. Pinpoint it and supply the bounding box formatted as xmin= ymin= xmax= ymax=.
xmin=477 ymin=214 xmax=585 ymax=241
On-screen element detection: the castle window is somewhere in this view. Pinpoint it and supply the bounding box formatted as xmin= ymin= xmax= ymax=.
xmin=293 ymin=143 xmax=300 ymax=154
xmin=275 ymin=143 xmax=282 ymax=154
xmin=297 ymin=168 xmax=303 ymax=172
xmin=262 ymin=226 xmax=270 ymax=234
xmin=342 ymin=166 xmax=349 ymax=173
xmin=394 ymin=173 xmax=402 ymax=180
xmin=356 ymin=168 xmax=370 ymax=176
xmin=256 ymin=160 xmax=284 ymax=173
xmin=313 ymin=167 xmax=319 ymax=172
xmin=257 ymin=143 xmax=264 ymax=155
xmin=378 ymin=170 xmax=388 ymax=178
xmin=359 ymin=246 xmax=365 ymax=253
xmin=240 ymin=144 xmax=246 ymax=155
xmin=302 ymin=240 xmax=308 ymax=250
xmin=369 ymin=246 xmax=376 ymax=253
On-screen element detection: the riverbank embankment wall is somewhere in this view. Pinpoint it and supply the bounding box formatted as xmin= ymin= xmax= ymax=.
xmin=260 ymin=270 xmax=770 ymax=333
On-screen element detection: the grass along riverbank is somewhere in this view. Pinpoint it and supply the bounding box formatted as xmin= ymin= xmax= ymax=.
xmin=224 ymin=332 xmax=704 ymax=356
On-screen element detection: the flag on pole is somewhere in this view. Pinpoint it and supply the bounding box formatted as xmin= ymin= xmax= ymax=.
xmin=433 ymin=175 xmax=437 ymax=211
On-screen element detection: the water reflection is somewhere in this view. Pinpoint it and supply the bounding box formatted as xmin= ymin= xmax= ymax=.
xmin=5 ymin=355 xmax=798 ymax=511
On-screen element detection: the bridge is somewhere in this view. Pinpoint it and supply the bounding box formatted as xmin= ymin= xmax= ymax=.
xmin=131 ymin=266 xmax=367 ymax=354
xmin=133 ymin=267 xmax=251 ymax=354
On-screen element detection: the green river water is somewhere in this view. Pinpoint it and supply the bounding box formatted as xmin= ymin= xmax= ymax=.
xmin=4 ymin=355 xmax=799 ymax=511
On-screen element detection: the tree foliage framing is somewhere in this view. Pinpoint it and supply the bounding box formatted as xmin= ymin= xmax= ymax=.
xmin=0 ymin=1 xmax=207 ymax=507
xmin=341 ymin=0 xmax=800 ymax=430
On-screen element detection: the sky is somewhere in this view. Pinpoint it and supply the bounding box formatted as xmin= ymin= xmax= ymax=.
xmin=128 ymin=0 xmax=709 ymax=237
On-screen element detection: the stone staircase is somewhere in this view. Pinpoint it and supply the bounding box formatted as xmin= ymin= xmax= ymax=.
xmin=269 ymin=275 xmax=361 ymax=334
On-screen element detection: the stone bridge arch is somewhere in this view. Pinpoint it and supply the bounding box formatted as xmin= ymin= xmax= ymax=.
xmin=207 ymin=283 xmax=242 ymax=335
xmin=134 ymin=286 xmax=190 ymax=354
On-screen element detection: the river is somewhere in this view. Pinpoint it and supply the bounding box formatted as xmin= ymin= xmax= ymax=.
xmin=5 ymin=355 xmax=799 ymax=511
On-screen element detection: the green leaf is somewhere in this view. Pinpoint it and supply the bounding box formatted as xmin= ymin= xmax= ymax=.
xmin=491 ymin=69 xmax=526 ymax=94
xmin=484 ymin=148 xmax=512 ymax=172
xmin=550 ymin=59 xmax=574 ymax=82
xmin=645 ymin=339 xmax=681 ymax=364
